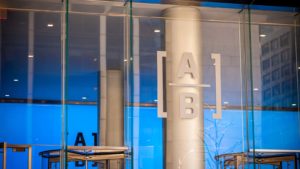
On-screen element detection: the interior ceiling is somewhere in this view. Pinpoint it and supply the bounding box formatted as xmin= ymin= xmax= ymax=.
xmin=78 ymin=0 xmax=299 ymax=8
xmin=1 ymin=0 xmax=299 ymax=8
xmin=67 ymin=0 xmax=300 ymax=7
xmin=199 ymin=0 xmax=299 ymax=7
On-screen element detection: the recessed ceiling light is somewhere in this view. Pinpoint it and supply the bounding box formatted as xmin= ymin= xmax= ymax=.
xmin=154 ymin=99 xmax=158 ymax=102
xmin=28 ymin=54 xmax=34 ymax=58
xmin=253 ymin=88 xmax=259 ymax=91
xmin=292 ymin=103 xmax=297 ymax=107
xmin=47 ymin=23 xmax=54 ymax=27
xmin=259 ymin=34 xmax=267 ymax=38
xmin=298 ymin=67 xmax=300 ymax=70
xmin=13 ymin=79 xmax=19 ymax=82
xmin=82 ymin=97 xmax=87 ymax=100
xmin=124 ymin=59 xmax=128 ymax=62
xmin=4 ymin=94 xmax=10 ymax=97
xmin=223 ymin=101 xmax=229 ymax=104
xmin=154 ymin=29 xmax=160 ymax=33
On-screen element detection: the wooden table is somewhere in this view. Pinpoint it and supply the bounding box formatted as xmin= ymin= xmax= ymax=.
xmin=39 ymin=146 xmax=128 ymax=169
xmin=0 ymin=142 xmax=32 ymax=169
xmin=215 ymin=149 xmax=300 ymax=169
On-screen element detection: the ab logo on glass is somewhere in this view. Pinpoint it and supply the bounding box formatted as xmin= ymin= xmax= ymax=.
xmin=157 ymin=51 xmax=222 ymax=119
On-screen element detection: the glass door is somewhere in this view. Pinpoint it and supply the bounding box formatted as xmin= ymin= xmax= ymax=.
xmin=125 ymin=3 xmax=256 ymax=169
xmin=248 ymin=7 xmax=300 ymax=169
xmin=124 ymin=2 xmax=299 ymax=169
xmin=0 ymin=1 xmax=65 ymax=169
xmin=64 ymin=0 xmax=128 ymax=168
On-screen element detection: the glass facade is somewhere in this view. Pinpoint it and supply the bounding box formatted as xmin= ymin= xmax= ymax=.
xmin=0 ymin=0 xmax=299 ymax=169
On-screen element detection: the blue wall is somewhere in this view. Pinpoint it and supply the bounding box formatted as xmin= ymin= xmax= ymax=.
xmin=1 ymin=103 xmax=300 ymax=169
xmin=0 ymin=103 xmax=98 ymax=169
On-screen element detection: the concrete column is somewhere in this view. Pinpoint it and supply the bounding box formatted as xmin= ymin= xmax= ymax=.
xmin=106 ymin=70 xmax=124 ymax=147
xmin=100 ymin=70 xmax=124 ymax=169
xmin=104 ymin=70 xmax=124 ymax=147
xmin=99 ymin=15 xmax=124 ymax=169
xmin=164 ymin=7 xmax=204 ymax=169
xmin=99 ymin=15 xmax=107 ymax=146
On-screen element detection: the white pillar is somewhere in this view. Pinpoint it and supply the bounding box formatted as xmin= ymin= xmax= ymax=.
xmin=106 ymin=70 xmax=124 ymax=169
xmin=27 ymin=11 xmax=34 ymax=144
xmin=27 ymin=12 xmax=34 ymax=100
xmin=99 ymin=15 xmax=124 ymax=169
xmin=99 ymin=15 xmax=107 ymax=146
xmin=164 ymin=7 xmax=205 ymax=169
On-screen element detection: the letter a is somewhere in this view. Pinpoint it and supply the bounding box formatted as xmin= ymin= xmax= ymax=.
xmin=74 ymin=132 xmax=86 ymax=146
xmin=177 ymin=52 xmax=198 ymax=79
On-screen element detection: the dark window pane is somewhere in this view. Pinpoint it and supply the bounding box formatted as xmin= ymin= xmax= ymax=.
xmin=281 ymin=80 xmax=291 ymax=94
xmin=263 ymin=88 xmax=272 ymax=100
xmin=271 ymin=39 xmax=279 ymax=51
xmin=281 ymin=49 xmax=290 ymax=63
xmin=263 ymin=73 xmax=271 ymax=85
xmin=280 ymin=32 xmax=289 ymax=47
xmin=262 ymin=59 xmax=270 ymax=71
xmin=272 ymin=69 xmax=280 ymax=81
xmin=281 ymin=64 xmax=290 ymax=77
xmin=272 ymin=84 xmax=281 ymax=96
xmin=262 ymin=43 xmax=269 ymax=55
xmin=271 ymin=54 xmax=280 ymax=67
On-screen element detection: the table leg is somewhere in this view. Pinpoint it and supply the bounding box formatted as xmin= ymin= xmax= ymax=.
xmin=28 ymin=146 xmax=32 ymax=169
xmin=106 ymin=160 xmax=110 ymax=169
xmin=235 ymin=155 xmax=242 ymax=169
xmin=234 ymin=156 xmax=237 ymax=168
xmin=85 ymin=160 xmax=88 ymax=169
xmin=294 ymin=155 xmax=298 ymax=169
xmin=48 ymin=161 xmax=51 ymax=169
xmin=2 ymin=143 xmax=7 ymax=169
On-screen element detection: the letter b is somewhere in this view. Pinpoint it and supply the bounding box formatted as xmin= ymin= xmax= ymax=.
xmin=180 ymin=93 xmax=199 ymax=119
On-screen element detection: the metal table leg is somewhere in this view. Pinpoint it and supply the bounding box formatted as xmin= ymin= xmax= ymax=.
xmin=2 ymin=142 xmax=7 ymax=169
xmin=294 ymin=155 xmax=298 ymax=169
xmin=28 ymin=146 xmax=32 ymax=169
xmin=106 ymin=160 xmax=110 ymax=169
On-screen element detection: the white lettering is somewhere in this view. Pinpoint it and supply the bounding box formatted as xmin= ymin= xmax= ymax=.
xmin=180 ymin=93 xmax=199 ymax=119
xmin=177 ymin=52 xmax=198 ymax=79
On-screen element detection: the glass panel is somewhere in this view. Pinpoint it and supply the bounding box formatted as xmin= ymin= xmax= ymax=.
xmin=0 ymin=1 xmax=64 ymax=169
xmin=66 ymin=13 xmax=100 ymax=165
xmin=2 ymin=1 xmax=298 ymax=169
xmin=126 ymin=3 xmax=256 ymax=169
xmin=249 ymin=7 xmax=300 ymax=169
xmin=65 ymin=0 xmax=127 ymax=168
xmin=124 ymin=1 xmax=134 ymax=169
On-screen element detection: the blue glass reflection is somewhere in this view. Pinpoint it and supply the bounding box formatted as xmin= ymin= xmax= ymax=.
xmin=1 ymin=104 xmax=300 ymax=168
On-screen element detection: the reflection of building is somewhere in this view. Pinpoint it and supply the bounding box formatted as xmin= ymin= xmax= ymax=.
xmin=260 ymin=26 xmax=297 ymax=109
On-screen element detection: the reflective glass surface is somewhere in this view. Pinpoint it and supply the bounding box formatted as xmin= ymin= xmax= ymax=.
xmin=0 ymin=1 xmax=299 ymax=169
